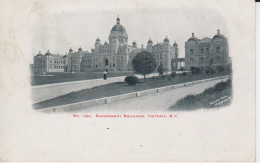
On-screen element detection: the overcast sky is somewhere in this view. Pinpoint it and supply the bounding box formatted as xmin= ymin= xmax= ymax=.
xmin=31 ymin=0 xmax=228 ymax=58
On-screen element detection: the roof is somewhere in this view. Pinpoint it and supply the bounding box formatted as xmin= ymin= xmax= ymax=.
xmin=213 ymin=34 xmax=225 ymax=40
xmin=199 ymin=37 xmax=212 ymax=43
xmin=111 ymin=24 xmax=126 ymax=32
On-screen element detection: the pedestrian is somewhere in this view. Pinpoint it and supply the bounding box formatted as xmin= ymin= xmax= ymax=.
xmin=103 ymin=70 xmax=107 ymax=80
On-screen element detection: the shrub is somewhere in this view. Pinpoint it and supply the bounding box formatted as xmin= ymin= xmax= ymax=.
xmin=217 ymin=65 xmax=225 ymax=73
xmin=168 ymin=76 xmax=172 ymax=81
xmin=124 ymin=76 xmax=138 ymax=85
xmin=171 ymin=71 xmax=176 ymax=78
xmin=157 ymin=64 xmax=167 ymax=78
xmin=183 ymin=72 xmax=187 ymax=76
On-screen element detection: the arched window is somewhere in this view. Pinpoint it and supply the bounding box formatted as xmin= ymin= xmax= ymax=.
xmin=200 ymin=57 xmax=204 ymax=63
xmin=190 ymin=49 xmax=193 ymax=55
xmin=105 ymin=59 xmax=109 ymax=66
xmin=201 ymin=48 xmax=204 ymax=54
xmin=217 ymin=47 xmax=220 ymax=53
xmin=206 ymin=48 xmax=209 ymax=54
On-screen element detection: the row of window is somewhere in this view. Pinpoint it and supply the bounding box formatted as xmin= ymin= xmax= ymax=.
xmin=35 ymin=65 xmax=65 ymax=69
xmin=190 ymin=47 xmax=220 ymax=55
xmin=35 ymin=60 xmax=65 ymax=64
xmin=189 ymin=57 xmax=222 ymax=64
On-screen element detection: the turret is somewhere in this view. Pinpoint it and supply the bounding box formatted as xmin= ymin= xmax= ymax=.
xmin=147 ymin=38 xmax=153 ymax=51
xmin=132 ymin=40 xmax=137 ymax=48
xmin=69 ymin=48 xmax=73 ymax=54
xmin=78 ymin=46 xmax=82 ymax=52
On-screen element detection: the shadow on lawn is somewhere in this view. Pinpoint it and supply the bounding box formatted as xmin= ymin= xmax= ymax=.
xmin=169 ymin=79 xmax=232 ymax=111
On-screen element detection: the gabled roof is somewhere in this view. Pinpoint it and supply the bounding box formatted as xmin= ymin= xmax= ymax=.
xmin=199 ymin=37 xmax=212 ymax=43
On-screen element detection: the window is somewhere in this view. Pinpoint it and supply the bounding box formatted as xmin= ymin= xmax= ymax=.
xmin=190 ymin=58 xmax=194 ymax=64
xmin=217 ymin=47 xmax=220 ymax=53
xmin=206 ymin=48 xmax=209 ymax=54
xmin=160 ymin=54 xmax=162 ymax=59
xmin=201 ymin=48 xmax=204 ymax=54
xmin=200 ymin=57 xmax=204 ymax=63
xmin=190 ymin=49 xmax=193 ymax=55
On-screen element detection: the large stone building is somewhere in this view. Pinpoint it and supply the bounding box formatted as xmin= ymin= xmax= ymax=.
xmin=33 ymin=17 xmax=181 ymax=73
xmin=33 ymin=50 xmax=67 ymax=73
xmin=185 ymin=29 xmax=230 ymax=71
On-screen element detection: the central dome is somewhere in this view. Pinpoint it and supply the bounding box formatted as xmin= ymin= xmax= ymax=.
xmin=109 ymin=16 xmax=128 ymax=45
xmin=111 ymin=24 xmax=126 ymax=32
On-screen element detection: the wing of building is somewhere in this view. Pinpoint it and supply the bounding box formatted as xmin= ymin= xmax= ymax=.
xmin=185 ymin=30 xmax=230 ymax=71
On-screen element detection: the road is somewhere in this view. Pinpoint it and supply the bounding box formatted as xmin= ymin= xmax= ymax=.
xmin=71 ymin=78 xmax=228 ymax=113
xmin=31 ymin=73 xmax=168 ymax=103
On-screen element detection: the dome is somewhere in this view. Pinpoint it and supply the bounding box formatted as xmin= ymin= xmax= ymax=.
xmin=78 ymin=47 xmax=82 ymax=51
xmin=188 ymin=33 xmax=199 ymax=42
xmin=45 ymin=50 xmax=51 ymax=56
xmin=96 ymin=38 xmax=101 ymax=42
xmin=173 ymin=41 xmax=178 ymax=46
xmin=111 ymin=24 xmax=127 ymax=33
xmin=133 ymin=40 xmax=137 ymax=45
xmin=69 ymin=48 xmax=73 ymax=52
xmin=213 ymin=29 xmax=225 ymax=40
xmin=109 ymin=17 xmax=128 ymax=43
xmin=164 ymin=36 xmax=169 ymax=42
xmin=148 ymin=39 xmax=153 ymax=44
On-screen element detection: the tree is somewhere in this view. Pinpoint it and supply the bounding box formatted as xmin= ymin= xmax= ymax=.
xmin=132 ymin=51 xmax=156 ymax=82
xmin=157 ymin=64 xmax=167 ymax=78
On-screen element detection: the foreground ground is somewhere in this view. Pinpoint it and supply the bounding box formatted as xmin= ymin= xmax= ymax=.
xmin=33 ymin=72 xmax=230 ymax=109
xmin=68 ymin=78 xmax=229 ymax=113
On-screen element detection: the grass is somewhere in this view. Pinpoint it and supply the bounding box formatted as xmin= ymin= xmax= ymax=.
xmin=170 ymin=79 xmax=232 ymax=111
xmin=31 ymin=71 xmax=134 ymax=86
xmin=33 ymin=71 xmax=231 ymax=110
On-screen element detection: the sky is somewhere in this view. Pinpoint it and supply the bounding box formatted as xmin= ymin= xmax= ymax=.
xmin=31 ymin=0 xmax=228 ymax=59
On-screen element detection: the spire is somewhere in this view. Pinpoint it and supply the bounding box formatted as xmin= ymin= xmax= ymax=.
xmin=217 ymin=29 xmax=220 ymax=34
xmin=116 ymin=15 xmax=120 ymax=24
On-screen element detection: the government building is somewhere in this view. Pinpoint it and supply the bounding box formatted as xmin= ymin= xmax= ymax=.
xmin=185 ymin=29 xmax=230 ymax=71
xmin=33 ymin=17 xmax=182 ymax=73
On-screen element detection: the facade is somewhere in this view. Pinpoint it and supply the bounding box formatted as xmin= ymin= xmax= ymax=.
xmin=185 ymin=29 xmax=230 ymax=71
xmin=33 ymin=17 xmax=181 ymax=73
xmin=33 ymin=50 xmax=67 ymax=73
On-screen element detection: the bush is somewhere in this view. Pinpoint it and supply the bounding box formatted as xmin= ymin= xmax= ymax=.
xmin=124 ymin=76 xmax=139 ymax=85
xmin=217 ymin=66 xmax=225 ymax=73
xmin=183 ymin=72 xmax=187 ymax=76
xmin=171 ymin=71 xmax=176 ymax=78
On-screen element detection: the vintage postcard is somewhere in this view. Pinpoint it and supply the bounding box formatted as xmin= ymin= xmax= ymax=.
xmin=0 ymin=0 xmax=256 ymax=162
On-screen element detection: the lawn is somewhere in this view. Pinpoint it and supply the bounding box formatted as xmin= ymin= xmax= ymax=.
xmin=170 ymin=79 xmax=232 ymax=111
xmin=33 ymin=71 xmax=231 ymax=109
xmin=31 ymin=71 xmax=134 ymax=86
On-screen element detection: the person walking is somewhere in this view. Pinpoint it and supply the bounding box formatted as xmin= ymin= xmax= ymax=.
xmin=103 ymin=70 xmax=108 ymax=80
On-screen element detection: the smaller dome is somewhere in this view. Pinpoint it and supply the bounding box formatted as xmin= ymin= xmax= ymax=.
xmin=78 ymin=47 xmax=82 ymax=51
xmin=45 ymin=50 xmax=51 ymax=56
xmin=96 ymin=38 xmax=101 ymax=42
xmin=104 ymin=41 xmax=108 ymax=45
xmin=132 ymin=40 xmax=137 ymax=45
xmin=173 ymin=41 xmax=178 ymax=46
xmin=63 ymin=54 xmax=67 ymax=58
xmin=148 ymin=39 xmax=153 ymax=44
xmin=69 ymin=48 xmax=73 ymax=52
xmin=213 ymin=29 xmax=225 ymax=40
xmin=164 ymin=36 xmax=169 ymax=42
xmin=188 ymin=33 xmax=199 ymax=42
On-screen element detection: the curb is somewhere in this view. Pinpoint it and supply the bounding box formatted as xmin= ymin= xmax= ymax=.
xmin=36 ymin=75 xmax=231 ymax=113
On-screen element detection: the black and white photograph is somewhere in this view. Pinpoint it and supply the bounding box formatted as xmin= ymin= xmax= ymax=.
xmin=0 ymin=0 xmax=256 ymax=162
